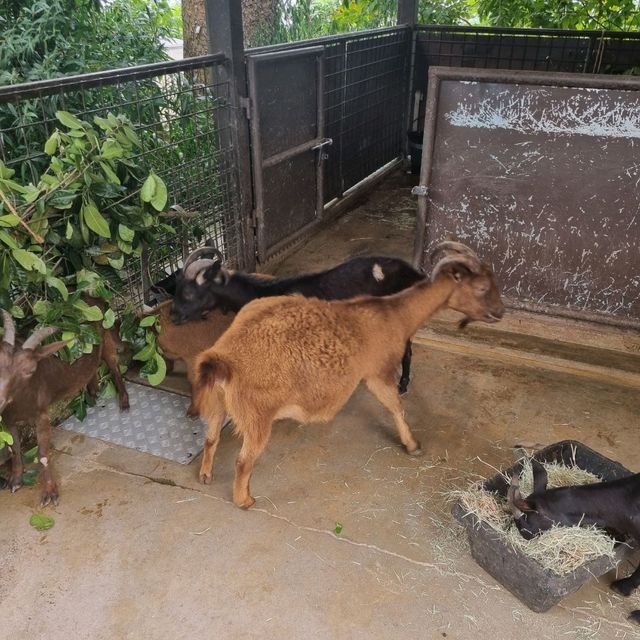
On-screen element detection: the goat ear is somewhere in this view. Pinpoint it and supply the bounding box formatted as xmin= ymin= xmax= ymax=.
xmin=34 ymin=340 xmax=68 ymax=361
xmin=215 ymin=266 xmax=230 ymax=285
xmin=531 ymin=459 xmax=549 ymax=494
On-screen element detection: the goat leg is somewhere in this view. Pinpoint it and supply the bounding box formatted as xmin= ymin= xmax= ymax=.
xmin=233 ymin=420 xmax=272 ymax=509
xmin=365 ymin=375 xmax=422 ymax=456
xmin=102 ymin=329 xmax=130 ymax=411
xmin=611 ymin=562 xmax=640 ymax=598
xmin=398 ymin=340 xmax=412 ymax=395
xmin=7 ymin=423 xmax=23 ymax=493
xmin=198 ymin=390 xmax=227 ymax=484
xmin=87 ymin=374 xmax=99 ymax=399
xmin=35 ymin=414 xmax=58 ymax=507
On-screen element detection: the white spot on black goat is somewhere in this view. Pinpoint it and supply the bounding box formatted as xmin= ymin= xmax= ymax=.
xmin=372 ymin=264 xmax=385 ymax=282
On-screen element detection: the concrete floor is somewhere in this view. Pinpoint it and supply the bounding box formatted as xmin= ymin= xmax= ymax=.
xmin=2 ymin=171 xmax=640 ymax=639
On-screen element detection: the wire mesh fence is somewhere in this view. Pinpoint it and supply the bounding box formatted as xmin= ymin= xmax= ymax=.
xmin=248 ymin=26 xmax=411 ymax=205
xmin=0 ymin=55 xmax=243 ymax=309
xmin=412 ymin=26 xmax=640 ymax=130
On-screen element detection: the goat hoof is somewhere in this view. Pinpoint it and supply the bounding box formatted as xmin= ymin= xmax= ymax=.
xmin=186 ymin=408 xmax=199 ymax=420
xmin=9 ymin=478 xmax=22 ymax=493
xmin=199 ymin=472 xmax=213 ymax=485
xmin=119 ymin=397 xmax=130 ymax=411
xmin=407 ymin=441 xmax=423 ymax=456
xmin=40 ymin=489 xmax=59 ymax=507
xmin=398 ymin=382 xmax=409 ymax=396
xmin=628 ymin=610 xmax=640 ymax=624
xmin=0 ymin=476 xmax=7 ymax=490
xmin=611 ymin=578 xmax=636 ymax=597
xmin=235 ymin=496 xmax=255 ymax=510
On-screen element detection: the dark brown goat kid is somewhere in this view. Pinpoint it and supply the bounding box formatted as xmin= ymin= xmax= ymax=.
xmin=0 ymin=310 xmax=129 ymax=506
xmin=508 ymin=459 xmax=640 ymax=623
xmin=195 ymin=241 xmax=505 ymax=508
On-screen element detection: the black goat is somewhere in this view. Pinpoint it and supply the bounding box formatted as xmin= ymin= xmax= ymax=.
xmin=508 ymin=459 xmax=640 ymax=623
xmin=146 ymin=269 xmax=181 ymax=306
xmin=170 ymin=248 xmax=427 ymax=394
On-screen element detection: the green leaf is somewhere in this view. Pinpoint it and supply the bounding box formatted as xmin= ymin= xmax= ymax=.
xmin=334 ymin=522 xmax=343 ymax=535
xmin=13 ymin=249 xmax=46 ymax=274
xmin=147 ymin=352 xmax=167 ymax=386
xmin=101 ymin=139 xmax=123 ymax=160
xmin=0 ymin=431 xmax=13 ymax=446
xmin=107 ymin=254 xmax=124 ymax=270
xmin=46 ymin=276 xmax=69 ymax=301
xmin=56 ymin=111 xmax=83 ymax=130
xmin=140 ymin=173 xmax=156 ymax=203
xmin=10 ymin=306 xmax=24 ymax=319
xmin=30 ymin=513 xmax=55 ymax=531
xmin=21 ymin=469 xmax=39 ymax=486
xmin=118 ymin=224 xmax=135 ymax=242
xmin=23 ymin=184 xmax=41 ymax=204
xmin=123 ymin=125 xmax=141 ymax=147
xmin=93 ymin=116 xmax=111 ymax=130
xmin=150 ymin=174 xmax=167 ymax=211
xmin=44 ymin=131 xmax=59 ymax=155
xmin=33 ymin=300 xmax=52 ymax=317
xmin=0 ymin=214 xmax=20 ymax=227
xmin=133 ymin=341 xmax=155 ymax=362
xmin=22 ymin=445 xmax=38 ymax=463
xmin=65 ymin=221 xmax=74 ymax=240
xmin=0 ymin=230 xmax=18 ymax=250
xmin=73 ymin=300 xmax=103 ymax=322
xmin=99 ymin=380 xmax=117 ymax=401
xmin=99 ymin=161 xmax=120 ymax=185
xmin=139 ymin=315 xmax=157 ymax=328
xmin=82 ymin=201 xmax=110 ymax=238
xmin=102 ymin=308 xmax=115 ymax=329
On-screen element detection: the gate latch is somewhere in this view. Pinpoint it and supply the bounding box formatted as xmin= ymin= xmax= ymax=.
xmin=312 ymin=137 xmax=333 ymax=151
xmin=411 ymin=185 xmax=428 ymax=197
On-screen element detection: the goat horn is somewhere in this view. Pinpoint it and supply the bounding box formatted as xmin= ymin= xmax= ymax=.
xmin=2 ymin=310 xmax=15 ymax=347
xmin=22 ymin=326 xmax=58 ymax=351
xmin=431 ymin=254 xmax=481 ymax=281
xmin=430 ymin=241 xmax=479 ymax=264
xmin=507 ymin=473 xmax=524 ymax=519
xmin=183 ymin=246 xmax=223 ymax=272
xmin=184 ymin=258 xmax=217 ymax=281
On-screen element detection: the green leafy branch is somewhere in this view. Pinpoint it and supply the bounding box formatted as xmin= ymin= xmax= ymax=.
xmin=0 ymin=110 xmax=174 ymax=408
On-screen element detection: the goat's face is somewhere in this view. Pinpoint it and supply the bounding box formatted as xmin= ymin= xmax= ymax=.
xmin=445 ymin=264 xmax=505 ymax=327
xmin=170 ymin=263 xmax=228 ymax=325
xmin=0 ymin=341 xmax=65 ymax=413
xmin=507 ymin=458 xmax=576 ymax=539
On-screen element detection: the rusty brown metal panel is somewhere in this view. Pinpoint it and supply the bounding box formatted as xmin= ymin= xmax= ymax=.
xmin=415 ymin=67 xmax=640 ymax=326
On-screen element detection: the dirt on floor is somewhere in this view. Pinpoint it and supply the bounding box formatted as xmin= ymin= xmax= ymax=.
xmin=2 ymin=170 xmax=640 ymax=640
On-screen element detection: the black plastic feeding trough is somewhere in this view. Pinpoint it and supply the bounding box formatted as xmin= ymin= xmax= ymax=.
xmin=452 ymin=440 xmax=634 ymax=613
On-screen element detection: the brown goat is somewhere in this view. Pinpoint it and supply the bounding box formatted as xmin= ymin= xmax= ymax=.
xmin=0 ymin=310 xmax=129 ymax=506
xmin=195 ymin=242 xmax=505 ymax=508
xmin=152 ymin=300 xmax=235 ymax=416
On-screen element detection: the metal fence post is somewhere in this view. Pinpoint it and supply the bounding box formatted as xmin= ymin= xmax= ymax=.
xmin=398 ymin=1 xmax=418 ymax=161
xmin=397 ymin=0 xmax=418 ymax=26
xmin=204 ymin=0 xmax=256 ymax=271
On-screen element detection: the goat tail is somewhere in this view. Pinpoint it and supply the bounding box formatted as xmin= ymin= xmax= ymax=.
xmin=196 ymin=351 xmax=232 ymax=390
xmin=195 ymin=351 xmax=231 ymax=424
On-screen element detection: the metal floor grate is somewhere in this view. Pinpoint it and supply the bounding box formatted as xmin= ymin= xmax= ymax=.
xmin=61 ymin=383 xmax=205 ymax=464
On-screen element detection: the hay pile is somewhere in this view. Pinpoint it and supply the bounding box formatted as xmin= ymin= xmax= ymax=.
xmin=454 ymin=458 xmax=617 ymax=575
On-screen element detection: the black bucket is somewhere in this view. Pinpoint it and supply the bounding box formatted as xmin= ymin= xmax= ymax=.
xmin=407 ymin=130 xmax=423 ymax=176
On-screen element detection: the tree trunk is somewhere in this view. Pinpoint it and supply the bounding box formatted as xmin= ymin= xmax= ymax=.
xmin=182 ymin=0 xmax=277 ymax=57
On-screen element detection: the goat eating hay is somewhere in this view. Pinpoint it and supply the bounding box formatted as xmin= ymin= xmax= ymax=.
xmin=454 ymin=459 xmax=617 ymax=575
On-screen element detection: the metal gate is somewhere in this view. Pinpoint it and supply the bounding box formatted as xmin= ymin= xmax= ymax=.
xmin=246 ymin=47 xmax=331 ymax=262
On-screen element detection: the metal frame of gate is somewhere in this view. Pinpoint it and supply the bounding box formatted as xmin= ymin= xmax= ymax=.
xmin=246 ymin=46 xmax=331 ymax=262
